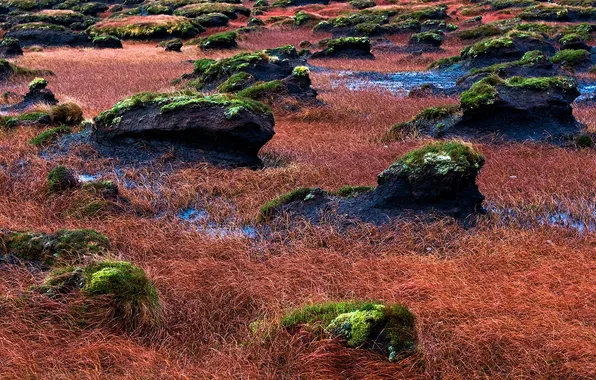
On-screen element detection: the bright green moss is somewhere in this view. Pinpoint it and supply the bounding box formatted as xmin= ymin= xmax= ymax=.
xmin=192 ymin=58 xmax=216 ymax=75
xmin=460 ymin=78 xmax=500 ymax=110
xmin=216 ymin=72 xmax=254 ymax=92
xmin=28 ymin=77 xmax=48 ymax=91
xmin=294 ymin=11 xmax=311 ymax=26
xmin=281 ymin=301 xmax=417 ymax=361
xmin=259 ymin=187 xmax=317 ymax=221
xmin=550 ymin=49 xmax=590 ymax=66
xmin=11 ymin=22 xmax=68 ymax=31
xmin=491 ymin=0 xmax=537 ymax=10
xmin=380 ymin=141 xmax=485 ymax=179
xmin=82 ymin=261 xmax=161 ymax=330
xmin=30 ymin=125 xmax=71 ymax=146
xmin=47 ymin=165 xmax=77 ymax=193
xmin=292 ymin=65 xmax=310 ymax=77
xmin=236 ymin=80 xmax=284 ymax=100
xmin=350 ymin=0 xmax=375 ymax=9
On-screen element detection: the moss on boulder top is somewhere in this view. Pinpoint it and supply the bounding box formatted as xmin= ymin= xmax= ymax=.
xmin=380 ymin=141 xmax=485 ymax=181
xmin=280 ymin=301 xmax=417 ymax=361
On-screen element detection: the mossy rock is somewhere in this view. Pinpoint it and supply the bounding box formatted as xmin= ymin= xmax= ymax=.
xmin=550 ymin=49 xmax=591 ymax=67
xmin=47 ymin=165 xmax=79 ymax=193
xmin=280 ymin=301 xmax=417 ymax=361
xmin=92 ymin=34 xmax=122 ymax=49
xmin=350 ymin=0 xmax=375 ymax=9
xmin=409 ymin=31 xmax=443 ymax=46
xmin=173 ymin=3 xmax=249 ymax=19
xmin=0 ymin=228 xmax=110 ymax=264
xmin=200 ymin=30 xmax=237 ymax=49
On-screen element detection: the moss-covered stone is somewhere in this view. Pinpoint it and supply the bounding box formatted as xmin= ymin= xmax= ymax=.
xmin=47 ymin=165 xmax=79 ymax=193
xmin=331 ymin=185 xmax=375 ymax=197
xmin=550 ymin=49 xmax=590 ymax=67
xmin=379 ymin=141 xmax=485 ymax=180
xmin=350 ymin=0 xmax=375 ymax=9
xmin=216 ymin=72 xmax=254 ymax=92
xmin=29 ymin=77 xmax=48 ymax=91
xmin=236 ymin=80 xmax=284 ymax=100
xmin=0 ymin=228 xmax=110 ymax=264
xmin=199 ymin=30 xmax=237 ymax=49
xmin=88 ymin=16 xmax=200 ymax=39
xmin=409 ymin=31 xmax=443 ymax=46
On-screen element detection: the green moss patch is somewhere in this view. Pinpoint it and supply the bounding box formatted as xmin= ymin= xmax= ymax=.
xmin=259 ymin=187 xmax=318 ymax=221
xmin=379 ymin=141 xmax=485 ymax=180
xmin=281 ymin=301 xmax=417 ymax=361
xmin=30 ymin=125 xmax=72 ymax=146
xmin=550 ymin=49 xmax=590 ymax=66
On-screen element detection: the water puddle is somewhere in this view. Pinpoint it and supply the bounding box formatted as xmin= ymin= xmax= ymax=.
xmin=78 ymin=174 xmax=100 ymax=183
xmin=312 ymin=66 xmax=596 ymax=99
xmin=488 ymin=204 xmax=596 ymax=234
xmin=177 ymin=207 xmax=257 ymax=239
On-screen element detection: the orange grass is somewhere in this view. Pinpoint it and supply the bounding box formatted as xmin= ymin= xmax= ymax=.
xmin=1 ymin=38 xmax=596 ymax=379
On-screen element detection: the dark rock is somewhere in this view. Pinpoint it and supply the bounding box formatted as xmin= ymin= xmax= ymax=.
xmin=395 ymin=76 xmax=583 ymax=142
xmin=312 ymin=37 xmax=374 ymax=59
xmin=0 ymin=37 xmax=23 ymax=57
xmin=260 ymin=141 xmax=485 ymax=225
xmin=92 ymin=93 xmax=275 ymax=166
xmin=6 ymin=26 xmax=91 ymax=47
xmin=164 ymin=38 xmax=182 ymax=52
xmin=92 ymin=35 xmax=122 ymax=49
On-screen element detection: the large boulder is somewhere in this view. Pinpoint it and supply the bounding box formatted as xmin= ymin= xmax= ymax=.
xmin=0 ymin=37 xmax=23 ymax=57
xmin=393 ymin=76 xmax=582 ymax=142
xmin=93 ymin=92 xmax=275 ymax=166
xmin=259 ymin=141 xmax=485 ymax=225
xmin=311 ymin=37 xmax=374 ymax=59
xmin=5 ymin=23 xmax=91 ymax=47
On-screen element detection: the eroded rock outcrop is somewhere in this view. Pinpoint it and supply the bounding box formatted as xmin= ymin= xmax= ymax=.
xmin=393 ymin=76 xmax=582 ymax=142
xmin=260 ymin=141 xmax=485 ymax=225
xmin=92 ymin=92 xmax=275 ymax=166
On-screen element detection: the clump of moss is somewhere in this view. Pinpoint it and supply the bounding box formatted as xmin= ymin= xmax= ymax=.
xmin=0 ymin=59 xmax=53 ymax=78
xmin=259 ymin=187 xmax=318 ymax=221
xmin=0 ymin=228 xmax=110 ymax=264
xmin=82 ymin=261 xmax=161 ymax=331
xmin=47 ymin=165 xmax=79 ymax=193
xmin=236 ymin=80 xmax=284 ymax=100
xmin=460 ymin=76 xmax=500 ymax=110
xmin=379 ymin=141 xmax=485 ymax=180
xmin=456 ymin=24 xmax=503 ymax=40
xmin=0 ymin=110 xmax=50 ymax=129
xmin=30 ymin=125 xmax=72 ymax=146
xmin=82 ymin=181 xmax=119 ymax=198
xmin=49 ymin=103 xmax=83 ymax=125
xmin=28 ymin=77 xmax=48 ymax=91
xmin=576 ymin=134 xmax=594 ymax=148
xmin=200 ymin=30 xmax=238 ymax=49
xmin=550 ymin=49 xmax=590 ymax=67
xmin=292 ymin=65 xmax=310 ymax=77
xmin=409 ymin=31 xmax=443 ymax=46
xmin=281 ymin=301 xmax=417 ymax=361
xmin=216 ymin=72 xmax=254 ymax=92
xmin=332 ymin=185 xmax=375 ymax=197
xmin=187 ymin=51 xmax=270 ymax=89
xmin=427 ymin=55 xmax=461 ymax=69
xmin=89 ymin=16 xmax=200 ymax=39
xmin=192 ymin=58 xmax=216 ymax=75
